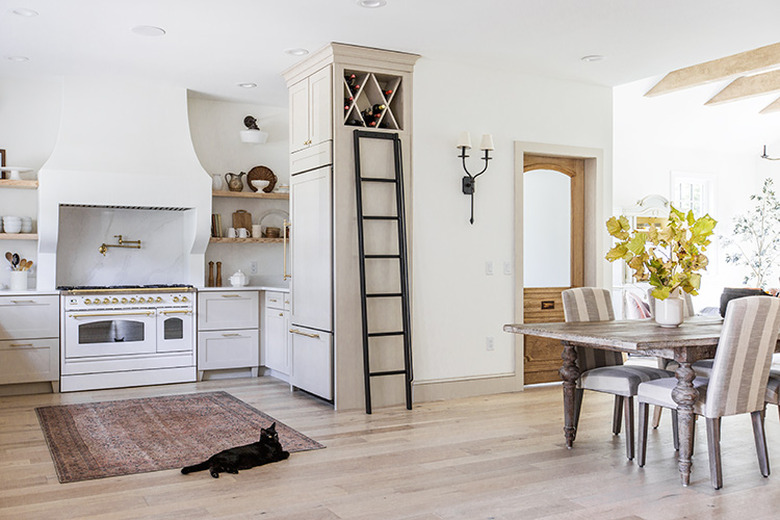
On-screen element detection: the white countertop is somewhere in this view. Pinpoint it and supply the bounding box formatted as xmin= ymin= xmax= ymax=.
xmin=197 ymin=284 xmax=289 ymax=293
xmin=0 ymin=289 xmax=59 ymax=296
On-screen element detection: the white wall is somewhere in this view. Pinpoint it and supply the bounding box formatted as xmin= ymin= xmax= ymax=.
xmin=411 ymin=58 xmax=613 ymax=384
xmin=613 ymin=77 xmax=780 ymax=309
xmin=0 ymin=77 xmax=61 ymax=288
xmin=187 ymin=97 xmax=290 ymax=284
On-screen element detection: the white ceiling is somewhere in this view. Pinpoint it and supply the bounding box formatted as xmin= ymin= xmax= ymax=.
xmin=2 ymin=0 xmax=780 ymax=107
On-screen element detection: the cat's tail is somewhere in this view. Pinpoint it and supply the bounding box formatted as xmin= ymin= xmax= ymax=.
xmin=181 ymin=461 xmax=209 ymax=474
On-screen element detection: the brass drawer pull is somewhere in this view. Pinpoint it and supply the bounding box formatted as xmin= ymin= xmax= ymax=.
xmin=161 ymin=310 xmax=192 ymax=315
xmin=289 ymin=328 xmax=319 ymax=339
xmin=222 ymin=333 xmax=243 ymax=337
xmin=9 ymin=343 xmax=34 ymax=348
xmin=69 ymin=311 xmax=155 ymax=318
xmin=221 ymin=294 xmax=242 ymax=298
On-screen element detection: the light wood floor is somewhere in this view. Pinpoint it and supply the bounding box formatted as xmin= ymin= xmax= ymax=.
xmin=2 ymin=378 xmax=780 ymax=519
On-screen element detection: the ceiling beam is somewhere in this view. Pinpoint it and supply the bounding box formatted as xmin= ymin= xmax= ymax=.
xmin=704 ymin=69 xmax=780 ymax=105
xmin=645 ymin=42 xmax=780 ymax=97
xmin=760 ymin=96 xmax=780 ymax=114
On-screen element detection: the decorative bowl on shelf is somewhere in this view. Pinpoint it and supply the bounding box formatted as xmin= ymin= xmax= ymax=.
xmin=251 ymin=179 xmax=271 ymax=191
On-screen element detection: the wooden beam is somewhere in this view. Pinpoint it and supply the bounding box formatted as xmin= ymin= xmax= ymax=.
xmin=705 ymin=69 xmax=780 ymax=105
xmin=645 ymin=42 xmax=780 ymax=97
xmin=760 ymin=96 xmax=780 ymax=114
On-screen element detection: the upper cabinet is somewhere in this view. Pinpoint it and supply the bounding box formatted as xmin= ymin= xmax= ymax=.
xmin=289 ymin=66 xmax=333 ymax=154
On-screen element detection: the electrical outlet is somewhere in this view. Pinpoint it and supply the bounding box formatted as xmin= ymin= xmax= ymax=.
xmin=485 ymin=261 xmax=494 ymax=275
xmin=486 ymin=336 xmax=494 ymax=351
xmin=503 ymin=261 xmax=512 ymax=275
xmin=250 ymin=261 xmax=258 ymax=275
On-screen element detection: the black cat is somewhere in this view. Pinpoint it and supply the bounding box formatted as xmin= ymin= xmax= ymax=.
xmin=181 ymin=422 xmax=290 ymax=478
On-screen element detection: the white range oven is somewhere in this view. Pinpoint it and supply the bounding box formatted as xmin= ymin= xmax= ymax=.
xmin=60 ymin=285 xmax=196 ymax=392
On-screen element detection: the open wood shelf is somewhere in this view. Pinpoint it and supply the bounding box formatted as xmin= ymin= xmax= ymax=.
xmin=212 ymin=190 xmax=289 ymax=200
xmin=0 ymin=233 xmax=38 ymax=240
xmin=209 ymin=237 xmax=285 ymax=244
xmin=0 ymin=179 xmax=38 ymax=189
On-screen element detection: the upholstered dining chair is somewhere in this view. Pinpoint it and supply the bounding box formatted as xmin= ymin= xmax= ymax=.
xmin=636 ymin=296 xmax=780 ymax=489
xmin=561 ymin=287 xmax=674 ymax=460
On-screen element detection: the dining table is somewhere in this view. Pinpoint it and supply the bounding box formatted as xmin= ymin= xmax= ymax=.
xmin=503 ymin=315 xmax=751 ymax=486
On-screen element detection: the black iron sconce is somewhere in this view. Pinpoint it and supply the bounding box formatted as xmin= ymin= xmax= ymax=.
xmin=761 ymin=145 xmax=780 ymax=161
xmin=458 ymin=132 xmax=494 ymax=224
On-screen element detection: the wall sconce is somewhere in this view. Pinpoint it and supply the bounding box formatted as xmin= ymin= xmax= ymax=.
xmin=240 ymin=115 xmax=269 ymax=144
xmin=761 ymin=145 xmax=780 ymax=161
xmin=458 ymin=132 xmax=494 ymax=224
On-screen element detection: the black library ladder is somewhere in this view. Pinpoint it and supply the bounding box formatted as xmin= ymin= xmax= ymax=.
xmin=353 ymin=129 xmax=413 ymax=414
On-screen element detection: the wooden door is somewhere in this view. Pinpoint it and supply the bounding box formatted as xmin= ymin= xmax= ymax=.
xmin=522 ymin=154 xmax=584 ymax=385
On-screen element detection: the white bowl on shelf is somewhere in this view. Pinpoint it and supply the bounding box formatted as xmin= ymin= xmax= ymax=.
xmin=251 ymin=179 xmax=271 ymax=191
xmin=3 ymin=217 xmax=21 ymax=234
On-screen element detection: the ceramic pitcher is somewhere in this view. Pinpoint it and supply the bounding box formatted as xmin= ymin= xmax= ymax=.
xmin=224 ymin=172 xmax=246 ymax=192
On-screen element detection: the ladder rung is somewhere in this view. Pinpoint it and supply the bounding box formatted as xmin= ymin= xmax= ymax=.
xmin=366 ymin=293 xmax=403 ymax=298
xmin=368 ymin=331 xmax=405 ymax=337
xmin=363 ymin=215 xmax=399 ymax=220
xmin=365 ymin=254 xmax=400 ymax=259
xmin=369 ymin=370 xmax=406 ymax=377
xmin=360 ymin=177 xmax=397 ymax=183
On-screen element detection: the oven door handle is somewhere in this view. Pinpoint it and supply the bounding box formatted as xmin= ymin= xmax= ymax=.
xmin=68 ymin=311 xmax=156 ymax=318
xmin=159 ymin=310 xmax=193 ymax=315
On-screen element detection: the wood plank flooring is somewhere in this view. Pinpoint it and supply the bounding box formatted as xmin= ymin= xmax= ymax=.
xmin=2 ymin=378 xmax=780 ymax=519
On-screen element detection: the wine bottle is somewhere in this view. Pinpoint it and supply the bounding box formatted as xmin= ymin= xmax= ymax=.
xmin=384 ymin=89 xmax=393 ymax=97
xmin=371 ymin=104 xmax=386 ymax=113
xmin=344 ymin=97 xmax=353 ymax=112
xmin=345 ymin=74 xmax=361 ymax=93
xmin=346 ymin=118 xmax=363 ymax=127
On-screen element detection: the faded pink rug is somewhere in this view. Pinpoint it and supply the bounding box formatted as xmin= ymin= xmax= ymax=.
xmin=36 ymin=391 xmax=323 ymax=483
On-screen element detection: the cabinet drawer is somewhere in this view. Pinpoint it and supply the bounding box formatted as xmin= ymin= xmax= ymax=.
xmin=198 ymin=291 xmax=259 ymax=331
xmin=291 ymin=141 xmax=332 ymax=174
xmin=198 ymin=330 xmax=259 ymax=370
xmin=290 ymin=326 xmax=332 ymax=400
xmin=0 ymin=338 xmax=59 ymax=384
xmin=0 ymin=295 xmax=59 ymax=340
xmin=264 ymin=291 xmax=288 ymax=310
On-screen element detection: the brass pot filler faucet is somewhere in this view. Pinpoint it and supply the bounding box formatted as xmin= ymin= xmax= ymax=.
xmin=99 ymin=235 xmax=142 ymax=256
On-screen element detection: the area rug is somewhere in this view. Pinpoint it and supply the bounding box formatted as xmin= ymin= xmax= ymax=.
xmin=35 ymin=391 xmax=324 ymax=483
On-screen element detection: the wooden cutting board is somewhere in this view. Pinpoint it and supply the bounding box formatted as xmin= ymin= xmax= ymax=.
xmin=232 ymin=210 xmax=252 ymax=230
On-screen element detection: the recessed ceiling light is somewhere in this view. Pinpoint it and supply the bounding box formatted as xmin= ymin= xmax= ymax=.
xmin=238 ymin=83 xmax=257 ymax=89
xmin=131 ymin=25 xmax=166 ymax=37
xmin=581 ymin=55 xmax=605 ymax=62
xmin=11 ymin=8 xmax=39 ymax=17
xmin=357 ymin=0 xmax=387 ymax=7
xmin=284 ymin=48 xmax=309 ymax=57
xmin=7 ymin=56 xmax=30 ymax=62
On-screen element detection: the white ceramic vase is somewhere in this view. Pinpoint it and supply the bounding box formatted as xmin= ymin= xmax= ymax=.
xmin=655 ymin=290 xmax=684 ymax=328
xmin=212 ymin=174 xmax=224 ymax=191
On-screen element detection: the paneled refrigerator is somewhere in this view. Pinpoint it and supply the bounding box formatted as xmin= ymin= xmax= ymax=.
xmin=289 ymin=165 xmax=333 ymax=400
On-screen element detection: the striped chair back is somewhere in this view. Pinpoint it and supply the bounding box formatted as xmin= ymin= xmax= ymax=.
xmin=562 ymin=288 xmax=623 ymax=372
xmin=646 ymin=288 xmax=695 ymax=318
xmin=704 ymin=296 xmax=780 ymax=418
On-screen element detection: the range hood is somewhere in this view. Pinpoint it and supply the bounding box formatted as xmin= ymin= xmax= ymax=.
xmin=37 ymin=77 xmax=212 ymax=290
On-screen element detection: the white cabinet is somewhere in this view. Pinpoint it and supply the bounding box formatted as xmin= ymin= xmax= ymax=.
xmin=197 ymin=290 xmax=259 ymax=378
xmin=263 ymin=291 xmax=290 ymax=375
xmin=0 ymin=295 xmax=59 ymax=389
xmin=290 ymin=166 xmax=332 ymax=331
xmin=290 ymin=326 xmax=333 ymax=400
xmin=289 ymin=66 xmax=332 ymax=154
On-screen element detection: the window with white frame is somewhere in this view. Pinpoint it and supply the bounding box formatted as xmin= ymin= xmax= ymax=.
xmin=671 ymin=172 xmax=712 ymax=215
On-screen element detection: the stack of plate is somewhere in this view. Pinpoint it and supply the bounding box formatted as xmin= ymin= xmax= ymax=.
xmin=3 ymin=216 xmax=21 ymax=234
xmin=20 ymin=217 xmax=32 ymax=233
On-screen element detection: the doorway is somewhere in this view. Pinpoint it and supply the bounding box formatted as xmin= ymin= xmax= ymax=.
xmin=522 ymin=153 xmax=584 ymax=384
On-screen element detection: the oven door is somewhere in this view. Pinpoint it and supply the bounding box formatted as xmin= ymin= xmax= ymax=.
xmin=156 ymin=308 xmax=194 ymax=353
xmin=64 ymin=309 xmax=157 ymax=358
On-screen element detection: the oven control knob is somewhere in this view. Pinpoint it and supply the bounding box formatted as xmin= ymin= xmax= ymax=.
xmin=182 ymin=296 xmax=188 ymax=302
xmin=138 ymin=297 xmax=146 ymax=303
xmin=121 ymin=298 xmax=128 ymax=304
xmin=94 ymin=299 xmax=101 ymax=305
xmin=111 ymin=298 xmax=119 ymax=304
xmin=84 ymin=298 xmax=91 ymax=305
xmin=102 ymin=298 xmax=110 ymax=304
xmin=173 ymin=296 xmax=180 ymax=302
xmin=156 ymin=297 xmax=163 ymax=303
xmin=130 ymin=297 xmax=137 ymax=303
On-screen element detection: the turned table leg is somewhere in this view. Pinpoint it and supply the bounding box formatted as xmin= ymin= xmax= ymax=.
xmin=671 ymin=361 xmax=698 ymax=486
xmin=559 ymin=341 xmax=580 ymax=448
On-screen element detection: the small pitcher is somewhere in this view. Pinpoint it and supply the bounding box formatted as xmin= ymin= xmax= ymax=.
xmin=224 ymin=172 xmax=246 ymax=192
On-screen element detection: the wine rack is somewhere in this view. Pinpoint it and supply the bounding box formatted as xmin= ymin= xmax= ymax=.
xmin=343 ymin=70 xmax=403 ymax=130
